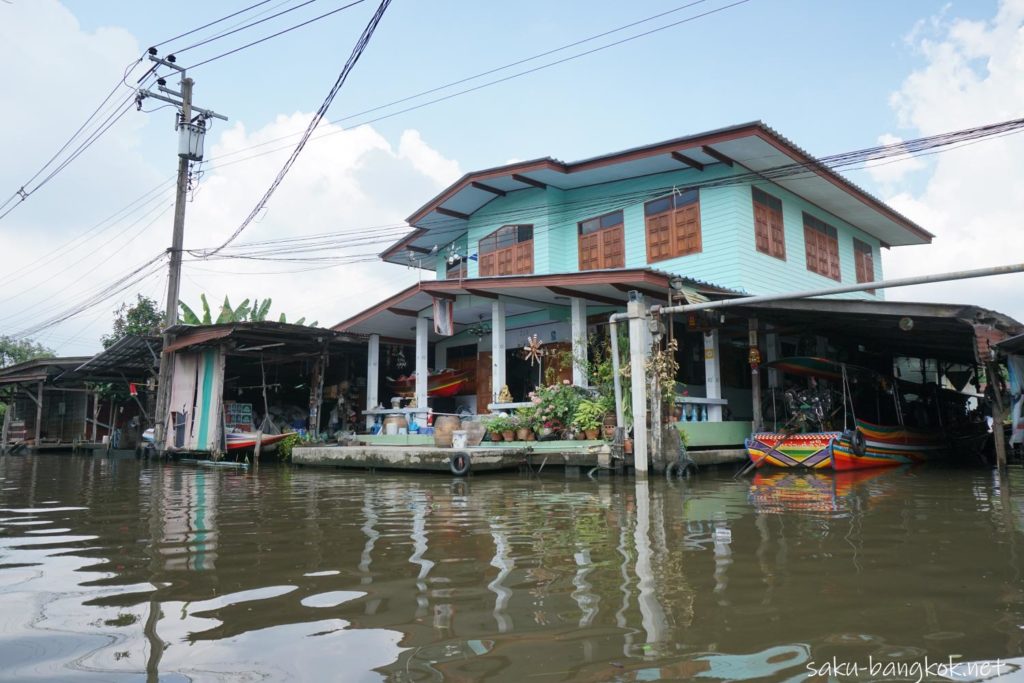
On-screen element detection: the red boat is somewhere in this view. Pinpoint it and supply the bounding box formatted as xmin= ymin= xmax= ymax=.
xmin=226 ymin=431 xmax=292 ymax=452
xmin=388 ymin=369 xmax=472 ymax=398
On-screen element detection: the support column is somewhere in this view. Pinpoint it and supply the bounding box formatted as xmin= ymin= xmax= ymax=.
xmin=765 ymin=326 xmax=781 ymax=389
xmin=570 ymin=297 xmax=588 ymax=387
xmin=627 ymin=298 xmax=649 ymax=475
xmin=91 ymin=392 xmax=99 ymax=442
xmin=415 ymin=317 xmax=429 ymax=411
xmin=365 ymin=334 xmax=380 ymax=430
xmin=34 ymin=381 xmax=43 ymax=446
xmin=749 ymin=318 xmax=762 ymax=432
xmin=704 ymin=329 xmax=723 ymax=422
xmin=491 ymin=299 xmax=506 ymax=403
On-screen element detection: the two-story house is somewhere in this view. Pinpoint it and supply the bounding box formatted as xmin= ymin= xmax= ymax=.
xmin=335 ymin=122 xmax=933 ymax=430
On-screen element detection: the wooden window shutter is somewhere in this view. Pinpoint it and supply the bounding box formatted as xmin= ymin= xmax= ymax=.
xmin=601 ymin=226 xmax=624 ymax=268
xmin=646 ymin=213 xmax=671 ymax=262
xmin=827 ymin=234 xmax=840 ymax=280
xmin=673 ymin=204 xmax=701 ymax=255
xmin=514 ymin=241 xmax=533 ymax=274
xmin=804 ymin=225 xmax=818 ymax=272
xmin=496 ymin=247 xmax=514 ymax=275
xmin=754 ymin=203 xmax=771 ymax=254
xmin=479 ymin=252 xmax=496 ymax=277
xmin=769 ymin=210 xmax=785 ymax=258
xmin=579 ymin=232 xmax=599 ymax=270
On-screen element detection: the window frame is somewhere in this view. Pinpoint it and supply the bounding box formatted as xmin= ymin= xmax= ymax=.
xmin=752 ymin=187 xmax=786 ymax=260
xmin=802 ymin=212 xmax=841 ymax=281
xmin=853 ymin=237 xmax=875 ymax=292
xmin=577 ymin=209 xmax=625 ymax=270
xmin=478 ymin=224 xmax=534 ymax=276
xmin=643 ymin=190 xmax=701 ymax=263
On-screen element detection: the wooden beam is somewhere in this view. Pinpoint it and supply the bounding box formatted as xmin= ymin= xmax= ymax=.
xmin=610 ymin=282 xmax=668 ymax=302
xmin=387 ymin=307 xmax=421 ymax=317
xmin=425 ymin=290 xmax=457 ymax=300
xmin=547 ymin=286 xmax=622 ymax=307
xmin=435 ymin=207 xmax=471 ymax=221
xmin=671 ymin=151 xmax=705 ymax=171
xmin=463 ymin=288 xmax=499 ymax=300
xmin=701 ymin=145 xmax=734 ymax=167
xmin=511 ymin=173 xmax=547 ymax=190
xmin=471 ymin=181 xmax=506 ymax=197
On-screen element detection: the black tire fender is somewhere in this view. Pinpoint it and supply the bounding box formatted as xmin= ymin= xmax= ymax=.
xmin=449 ymin=452 xmax=471 ymax=477
xmin=666 ymin=460 xmax=698 ymax=479
xmin=845 ymin=429 xmax=867 ymax=457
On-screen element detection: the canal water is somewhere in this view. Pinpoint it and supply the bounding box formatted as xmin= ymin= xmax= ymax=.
xmin=1 ymin=455 xmax=1023 ymax=682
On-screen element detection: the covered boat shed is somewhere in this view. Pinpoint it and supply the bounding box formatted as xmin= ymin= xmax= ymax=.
xmin=0 ymin=356 xmax=93 ymax=452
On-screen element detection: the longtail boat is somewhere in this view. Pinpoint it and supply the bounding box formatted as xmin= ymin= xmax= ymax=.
xmin=388 ymin=368 xmax=472 ymax=398
xmin=745 ymin=357 xmax=985 ymax=471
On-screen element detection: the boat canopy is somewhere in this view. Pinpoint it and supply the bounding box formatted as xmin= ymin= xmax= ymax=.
xmin=763 ymin=357 xmax=881 ymax=383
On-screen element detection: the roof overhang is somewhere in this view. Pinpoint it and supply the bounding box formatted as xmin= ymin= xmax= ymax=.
xmin=383 ymin=122 xmax=933 ymax=269
xmin=161 ymin=322 xmax=365 ymax=358
xmin=0 ymin=357 xmax=92 ymax=387
xmin=728 ymin=299 xmax=1022 ymax=366
xmin=70 ymin=335 xmax=162 ymax=382
xmin=333 ymin=269 xmax=734 ymax=342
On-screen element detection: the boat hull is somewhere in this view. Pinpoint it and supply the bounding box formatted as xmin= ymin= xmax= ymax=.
xmin=389 ymin=370 xmax=471 ymax=398
xmin=746 ymin=420 xmax=951 ymax=471
xmin=225 ymin=431 xmax=292 ymax=452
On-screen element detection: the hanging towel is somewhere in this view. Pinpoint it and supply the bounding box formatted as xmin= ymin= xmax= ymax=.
xmin=433 ymin=297 xmax=454 ymax=336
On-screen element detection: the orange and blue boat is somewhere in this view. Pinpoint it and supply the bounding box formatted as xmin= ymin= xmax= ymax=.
xmin=745 ymin=357 xmax=983 ymax=471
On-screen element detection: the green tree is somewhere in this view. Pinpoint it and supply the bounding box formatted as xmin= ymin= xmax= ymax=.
xmin=0 ymin=336 xmax=55 ymax=369
xmin=0 ymin=336 xmax=55 ymax=421
xmin=101 ymin=295 xmax=165 ymax=348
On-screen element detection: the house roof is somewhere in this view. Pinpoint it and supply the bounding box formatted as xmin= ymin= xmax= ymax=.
xmin=333 ymin=269 xmax=737 ymax=341
xmin=160 ymin=321 xmax=364 ymax=356
xmin=383 ymin=121 xmax=933 ymax=268
xmin=70 ymin=335 xmax=162 ymax=382
xmin=0 ymin=357 xmax=91 ymax=386
xmin=727 ymin=299 xmax=1022 ymax=366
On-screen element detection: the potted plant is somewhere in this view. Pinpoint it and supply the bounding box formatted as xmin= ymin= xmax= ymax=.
xmin=571 ymin=398 xmax=606 ymax=440
xmin=501 ymin=414 xmax=517 ymax=442
xmin=516 ymin=406 xmax=539 ymax=441
xmin=486 ymin=414 xmax=513 ymax=442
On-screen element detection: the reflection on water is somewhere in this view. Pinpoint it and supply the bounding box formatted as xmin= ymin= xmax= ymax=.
xmin=0 ymin=455 xmax=1023 ymax=681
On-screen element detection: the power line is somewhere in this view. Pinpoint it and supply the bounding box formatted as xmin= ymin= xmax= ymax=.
xmin=200 ymin=0 xmax=747 ymax=167
xmin=173 ymin=0 xmax=332 ymax=55
xmin=151 ymin=0 xmax=280 ymax=49
xmin=187 ymin=0 xmax=368 ymax=71
xmin=208 ymin=0 xmax=393 ymax=254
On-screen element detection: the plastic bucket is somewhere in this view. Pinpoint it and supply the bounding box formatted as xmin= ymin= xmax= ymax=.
xmin=452 ymin=430 xmax=468 ymax=449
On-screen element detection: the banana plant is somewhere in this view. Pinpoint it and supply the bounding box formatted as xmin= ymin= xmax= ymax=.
xmin=180 ymin=294 xmax=316 ymax=326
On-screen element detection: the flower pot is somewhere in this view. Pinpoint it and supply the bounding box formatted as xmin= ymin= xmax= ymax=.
xmin=584 ymin=428 xmax=599 ymax=440
xmin=538 ymin=426 xmax=553 ymax=438
xmin=489 ymin=430 xmax=503 ymax=442
xmin=502 ymin=430 xmax=515 ymax=442
xmin=515 ymin=427 xmax=531 ymax=441
xmin=525 ymin=430 xmax=536 ymax=441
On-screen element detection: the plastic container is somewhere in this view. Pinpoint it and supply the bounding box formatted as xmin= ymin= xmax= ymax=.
xmin=452 ymin=430 xmax=468 ymax=449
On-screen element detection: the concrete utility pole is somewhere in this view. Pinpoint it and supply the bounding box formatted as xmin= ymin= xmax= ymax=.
xmin=136 ymin=51 xmax=227 ymax=453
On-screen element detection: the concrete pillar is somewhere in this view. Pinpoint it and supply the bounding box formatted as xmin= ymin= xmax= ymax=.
xmin=365 ymin=334 xmax=380 ymax=430
xmin=415 ymin=317 xmax=429 ymax=410
xmin=491 ymin=299 xmax=506 ymax=403
xmin=570 ymin=297 xmax=587 ymax=387
xmin=704 ymin=329 xmax=723 ymax=422
xmin=627 ymin=298 xmax=649 ymax=475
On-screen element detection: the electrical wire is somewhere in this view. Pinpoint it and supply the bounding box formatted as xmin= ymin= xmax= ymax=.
xmin=186 ymin=0 xmax=368 ymax=71
xmin=150 ymin=0 xmax=280 ymax=49
xmin=172 ymin=0 xmax=331 ymax=54
xmin=207 ymin=0 xmax=392 ymax=254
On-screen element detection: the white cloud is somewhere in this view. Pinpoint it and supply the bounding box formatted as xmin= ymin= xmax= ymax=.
xmin=879 ymin=0 xmax=1024 ymax=323
xmin=864 ymin=133 xmax=927 ymax=185
xmin=0 ymin=1 xmax=459 ymax=354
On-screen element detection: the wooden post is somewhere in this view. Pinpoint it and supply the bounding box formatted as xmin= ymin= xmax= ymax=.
xmin=34 ymin=381 xmax=43 ymax=448
xmin=987 ymin=361 xmax=1008 ymax=470
xmin=91 ymin=392 xmax=99 ymax=443
xmin=750 ymin=318 xmax=762 ymax=432
xmin=308 ymin=347 xmax=327 ymax=436
xmin=1 ymin=399 xmax=11 ymax=455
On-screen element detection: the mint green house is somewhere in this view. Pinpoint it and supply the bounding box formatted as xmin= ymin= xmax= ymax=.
xmin=336 ymin=122 xmax=933 ymax=441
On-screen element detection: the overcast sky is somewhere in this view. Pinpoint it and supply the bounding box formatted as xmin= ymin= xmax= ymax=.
xmin=1 ymin=0 xmax=1021 ymax=355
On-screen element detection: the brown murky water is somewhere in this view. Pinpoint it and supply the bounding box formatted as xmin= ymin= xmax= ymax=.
xmin=1 ymin=455 xmax=1023 ymax=682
